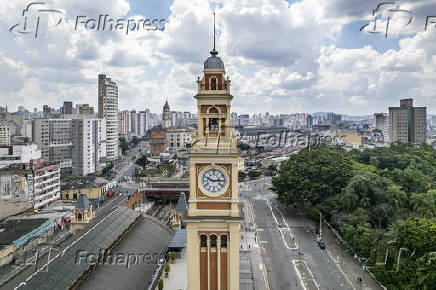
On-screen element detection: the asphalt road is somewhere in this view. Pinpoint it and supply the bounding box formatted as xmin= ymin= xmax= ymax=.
xmin=240 ymin=177 xmax=354 ymax=290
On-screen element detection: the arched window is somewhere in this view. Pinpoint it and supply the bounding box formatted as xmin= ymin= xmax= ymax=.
xmin=209 ymin=107 xmax=219 ymax=114
xmin=210 ymin=77 xmax=217 ymax=90
xmin=210 ymin=235 xmax=217 ymax=247
xmin=200 ymin=234 xmax=207 ymax=247
xmin=220 ymin=235 xmax=228 ymax=248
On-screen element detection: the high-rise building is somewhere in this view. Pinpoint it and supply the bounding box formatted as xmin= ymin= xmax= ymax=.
xmin=374 ymin=113 xmax=389 ymax=141
xmin=389 ymin=99 xmax=426 ymax=144
xmin=98 ymin=74 xmax=119 ymax=162
xmin=76 ymin=104 xmax=95 ymax=115
xmin=32 ymin=119 xmax=73 ymax=173
xmin=0 ymin=121 xmax=11 ymax=146
xmin=62 ymin=101 xmax=73 ymax=114
xmin=162 ymin=101 xmax=171 ymax=129
xmin=71 ymin=118 xmax=107 ymax=176
xmin=118 ymin=111 xmax=128 ymax=135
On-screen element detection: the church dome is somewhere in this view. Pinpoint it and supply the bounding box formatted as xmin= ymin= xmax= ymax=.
xmin=204 ymin=50 xmax=224 ymax=69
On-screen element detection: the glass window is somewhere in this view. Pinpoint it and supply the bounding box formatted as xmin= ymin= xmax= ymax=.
xmin=200 ymin=234 xmax=207 ymax=247
xmin=210 ymin=235 xmax=217 ymax=247
xmin=211 ymin=77 xmax=217 ymax=90
xmin=209 ymin=118 xmax=218 ymax=132
xmin=221 ymin=235 xmax=228 ymax=248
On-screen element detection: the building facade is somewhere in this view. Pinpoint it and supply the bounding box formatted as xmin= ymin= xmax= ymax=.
xmin=71 ymin=118 xmax=107 ymax=176
xmin=150 ymin=129 xmax=167 ymax=158
xmin=389 ymin=99 xmax=426 ymax=144
xmin=166 ymin=128 xmax=192 ymax=151
xmin=31 ymin=159 xmax=61 ymax=210
xmin=98 ymin=74 xmax=119 ymax=162
xmin=0 ymin=121 xmax=11 ymax=146
xmin=0 ymin=144 xmax=41 ymax=169
xmin=32 ymin=119 xmax=73 ymax=174
xmin=185 ymin=45 xmax=242 ymax=290
xmin=162 ymin=101 xmax=171 ymax=129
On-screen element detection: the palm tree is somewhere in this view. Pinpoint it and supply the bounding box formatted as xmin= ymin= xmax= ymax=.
xmin=341 ymin=191 xmax=359 ymax=212
xmin=410 ymin=193 xmax=435 ymax=218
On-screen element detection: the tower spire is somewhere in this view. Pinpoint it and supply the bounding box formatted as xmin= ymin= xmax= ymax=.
xmin=211 ymin=12 xmax=218 ymax=56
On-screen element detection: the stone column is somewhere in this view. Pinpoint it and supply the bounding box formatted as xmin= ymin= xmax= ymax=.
xmin=207 ymin=236 xmax=211 ymax=290
xmin=217 ymin=236 xmax=221 ymax=290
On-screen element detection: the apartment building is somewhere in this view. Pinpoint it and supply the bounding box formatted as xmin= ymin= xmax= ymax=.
xmin=98 ymin=74 xmax=119 ymax=162
xmin=71 ymin=118 xmax=107 ymax=176
xmin=32 ymin=119 xmax=73 ymax=174
xmin=389 ymin=99 xmax=426 ymax=144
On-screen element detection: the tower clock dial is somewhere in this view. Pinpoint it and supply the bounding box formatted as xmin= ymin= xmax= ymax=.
xmin=199 ymin=166 xmax=229 ymax=197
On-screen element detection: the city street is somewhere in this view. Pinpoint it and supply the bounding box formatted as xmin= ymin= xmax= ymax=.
xmin=240 ymin=177 xmax=355 ymax=290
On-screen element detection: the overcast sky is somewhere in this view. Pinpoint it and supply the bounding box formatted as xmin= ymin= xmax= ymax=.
xmin=0 ymin=0 xmax=435 ymax=115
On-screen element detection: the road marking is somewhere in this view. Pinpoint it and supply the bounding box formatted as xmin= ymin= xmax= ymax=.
xmin=266 ymin=200 xmax=298 ymax=249
xmin=292 ymin=260 xmax=319 ymax=290
xmin=324 ymin=246 xmax=356 ymax=290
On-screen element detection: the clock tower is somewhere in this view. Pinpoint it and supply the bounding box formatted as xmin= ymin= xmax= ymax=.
xmin=185 ymin=16 xmax=243 ymax=290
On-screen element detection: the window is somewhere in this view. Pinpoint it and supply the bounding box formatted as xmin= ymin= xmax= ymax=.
xmin=210 ymin=235 xmax=217 ymax=247
xmin=200 ymin=234 xmax=207 ymax=247
xmin=221 ymin=235 xmax=228 ymax=248
xmin=210 ymin=77 xmax=217 ymax=90
xmin=209 ymin=118 xmax=218 ymax=132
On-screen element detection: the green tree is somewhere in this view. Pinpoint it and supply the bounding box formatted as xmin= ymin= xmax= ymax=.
xmin=271 ymin=146 xmax=353 ymax=206
xmin=410 ymin=191 xmax=436 ymax=218
xmin=238 ymin=171 xmax=247 ymax=181
xmin=237 ymin=142 xmax=251 ymax=151
xmin=158 ymin=279 xmax=164 ymax=290
xmin=247 ymin=170 xmax=262 ymax=179
xmin=136 ymin=155 xmax=149 ymax=167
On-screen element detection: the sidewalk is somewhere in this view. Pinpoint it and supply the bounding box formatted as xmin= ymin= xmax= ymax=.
xmin=163 ymin=251 xmax=187 ymax=290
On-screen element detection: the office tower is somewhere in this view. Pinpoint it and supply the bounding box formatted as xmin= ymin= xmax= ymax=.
xmin=62 ymin=101 xmax=73 ymax=114
xmin=389 ymin=98 xmax=426 ymax=144
xmin=32 ymin=119 xmax=73 ymax=173
xmin=307 ymin=115 xmax=313 ymax=128
xmin=72 ymin=118 xmax=107 ymax=176
xmin=98 ymin=74 xmax=119 ymax=162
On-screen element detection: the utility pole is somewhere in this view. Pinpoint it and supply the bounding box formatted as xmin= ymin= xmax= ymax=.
xmin=319 ymin=211 xmax=322 ymax=240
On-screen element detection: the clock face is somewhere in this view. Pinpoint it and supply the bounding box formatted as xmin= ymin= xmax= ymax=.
xmin=200 ymin=167 xmax=228 ymax=196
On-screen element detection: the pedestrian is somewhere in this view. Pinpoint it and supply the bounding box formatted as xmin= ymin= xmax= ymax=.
xmin=249 ymin=244 xmax=251 ymax=250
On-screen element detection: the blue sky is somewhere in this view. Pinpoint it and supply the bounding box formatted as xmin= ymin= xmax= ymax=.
xmin=0 ymin=0 xmax=435 ymax=115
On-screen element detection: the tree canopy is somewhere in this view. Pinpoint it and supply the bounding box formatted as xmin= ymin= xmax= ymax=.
xmin=272 ymin=144 xmax=436 ymax=288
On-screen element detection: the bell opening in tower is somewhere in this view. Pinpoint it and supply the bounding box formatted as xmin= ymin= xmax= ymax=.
xmin=209 ymin=118 xmax=219 ymax=132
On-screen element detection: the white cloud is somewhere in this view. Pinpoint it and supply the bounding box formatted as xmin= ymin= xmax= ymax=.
xmin=0 ymin=0 xmax=435 ymax=116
